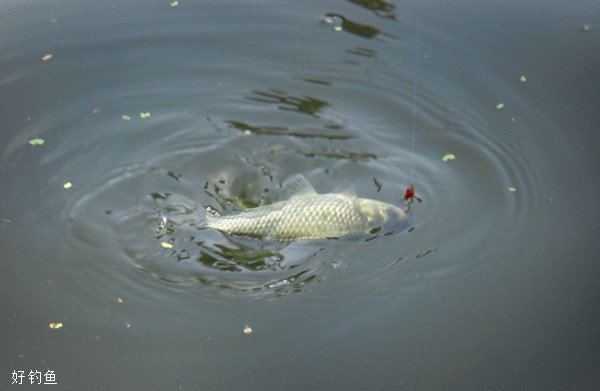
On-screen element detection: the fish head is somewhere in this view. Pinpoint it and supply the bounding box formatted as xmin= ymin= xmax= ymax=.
xmin=355 ymin=198 xmax=409 ymax=233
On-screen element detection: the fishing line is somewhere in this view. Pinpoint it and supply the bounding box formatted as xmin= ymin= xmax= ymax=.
xmin=409 ymin=21 xmax=419 ymax=183
xmin=403 ymin=16 xmax=420 ymax=207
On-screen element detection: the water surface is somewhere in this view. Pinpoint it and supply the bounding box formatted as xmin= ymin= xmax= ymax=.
xmin=1 ymin=0 xmax=599 ymax=389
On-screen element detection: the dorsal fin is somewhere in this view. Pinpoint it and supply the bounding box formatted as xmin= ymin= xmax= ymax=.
xmin=278 ymin=174 xmax=317 ymax=200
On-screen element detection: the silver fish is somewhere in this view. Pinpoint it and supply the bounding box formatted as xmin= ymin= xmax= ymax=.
xmin=205 ymin=176 xmax=408 ymax=240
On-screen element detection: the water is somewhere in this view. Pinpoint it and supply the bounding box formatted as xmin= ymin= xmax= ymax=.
xmin=2 ymin=0 xmax=599 ymax=389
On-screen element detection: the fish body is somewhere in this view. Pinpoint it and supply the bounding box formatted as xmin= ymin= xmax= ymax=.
xmin=206 ymin=177 xmax=408 ymax=240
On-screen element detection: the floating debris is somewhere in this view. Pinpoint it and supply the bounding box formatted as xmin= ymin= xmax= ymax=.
xmin=116 ymin=297 xmax=124 ymax=304
xmin=28 ymin=138 xmax=45 ymax=146
xmin=372 ymin=177 xmax=382 ymax=192
xmin=508 ymin=186 xmax=517 ymax=192
xmin=49 ymin=322 xmax=63 ymax=330
xmin=496 ymin=103 xmax=505 ymax=110
xmin=139 ymin=112 xmax=152 ymax=119
xmin=167 ymin=171 xmax=181 ymax=182
xmin=63 ymin=182 xmax=72 ymax=189
xmin=160 ymin=241 xmax=174 ymax=249
xmin=519 ymin=75 xmax=527 ymax=83
xmin=121 ymin=115 xmax=131 ymax=121
xmin=42 ymin=53 xmax=53 ymax=62
xmin=243 ymin=325 xmax=253 ymax=335
xmin=91 ymin=107 xmax=101 ymax=114
xmin=170 ymin=1 xmax=179 ymax=7
xmin=581 ymin=24 xmax=592 ymax=32
xmin=334 ymin=25 xmax=343 ymax=32
xmin=442 ymin=153 xmax=455 ymax=162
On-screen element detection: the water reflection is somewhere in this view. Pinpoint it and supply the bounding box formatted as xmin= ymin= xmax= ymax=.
xmin=152 ymin=209 xmax=327 ymax=296
xmin=324 ymin=13 xmax=381 ymax=39
xmin=298 ymin=77 xmax=332 ymax=86
xmin=203 ymin=241 xmax=284 ymax=272
xmin=224 ymin=120 xmax=354 ymax=140
xmin=298 ymin=148 xmax=383 ymax=161
xmin=344 ymin=0 xmax=397 ymax=20
xmin=346 ymin=46 xmax=377 ymax=58
xmin=245 ymin=88 xmax=329 ymax=117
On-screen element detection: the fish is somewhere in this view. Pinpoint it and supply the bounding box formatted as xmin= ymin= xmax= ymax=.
xmin=205 ymin=175 xmax=409 ymax=240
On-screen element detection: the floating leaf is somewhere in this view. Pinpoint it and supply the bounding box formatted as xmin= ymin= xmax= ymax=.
xmin=496 ymin=103 xmax=505 ymax=110
xmin=170 ymin=1 xmax=179 ymax=6
xmin=63 ymin=182 xmax=72 ymax=189
xmin=121 ymin=115 xmax=131 ymax=121
xmin=508 ymin=186 xmax=517 ymax=192
xmin=116 ymin=297 xmax=124 ymax=304
xmin=49 ymin=322 xmax=63 ymax=330
xmin=28 ymin=138 xmax=45 ymax=146
xmin=519 ymin=75 xmax=527 ymax=82
xmin=442 ymin=153 xmax=455 ymax=162
xmin=160 ymin=241 xmax=174 ymax=249
xmin=139 ymin=112 xmax=152 ymax=119
xmin=42 ymin=53 xmax=53 ymax=62
xmin=243 ymin=325 xmax=253 ymax=335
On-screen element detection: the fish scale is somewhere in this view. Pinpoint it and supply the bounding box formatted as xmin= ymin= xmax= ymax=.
xmin=208 ymin=194 xmax=360 ymax=239
xmin=206 ymin=190 xmax=407 ymax=240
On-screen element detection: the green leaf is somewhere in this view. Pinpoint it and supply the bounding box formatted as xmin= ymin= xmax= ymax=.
xmin=442 ymin=153 xmax=455 ymax=162
xmin=28 ymin=138 xmax=45 ymax=146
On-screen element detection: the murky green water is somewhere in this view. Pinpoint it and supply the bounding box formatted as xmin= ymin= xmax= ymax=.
xmin=2 ymin=0 xmax=599 ymax=389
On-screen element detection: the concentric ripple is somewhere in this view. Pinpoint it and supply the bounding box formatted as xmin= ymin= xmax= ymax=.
xmin=53 ymin=3 xmax=544 ymax=301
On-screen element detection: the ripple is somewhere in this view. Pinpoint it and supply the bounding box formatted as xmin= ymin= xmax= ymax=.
xmin=65 ymin=151 xmax=333 ymax=299
xmin=50 ymin=3 xmax=545 ymax=303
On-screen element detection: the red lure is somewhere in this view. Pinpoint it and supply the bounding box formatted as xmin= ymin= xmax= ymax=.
xmin=403 ymin=184 xmax=421 ymax=208
xmin=403 ymin=184 xmax=415 ymax=202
